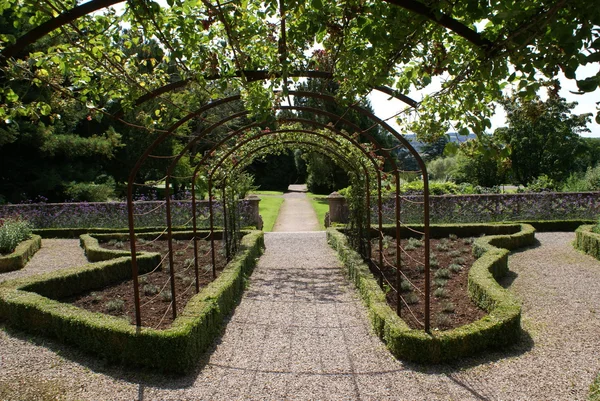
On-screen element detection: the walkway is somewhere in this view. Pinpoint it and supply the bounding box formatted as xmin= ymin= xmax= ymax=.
xmin=1 ymin=217 xmax=599 ymax=399
xmin=0 ymin=239 xmax=87 ymax=283
xmin=271 ymin=184 xmax=320 ymax=232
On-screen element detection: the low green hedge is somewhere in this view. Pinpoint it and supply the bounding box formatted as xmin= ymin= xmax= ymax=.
xmin=33 ymin=226 xmax=219 ymax=239
xmin=366 ymin=223 xmax=523 ymax=239
xmin=574 ymin=225 xmax=600 ymax=260
xmin=515 ymin=220 xmax=595 ymax=232
xmin=0 ymin=235 xmax=42 ymax=273
xmin=79 ymin=231 xmax=223 ymax=263
xmin=590 ymin=371 xmax=600 ymax=401
xmin=0 ymin=231 xmax=264 ymax=373
xmin=327 ymin=223 xmax=535 ymax=363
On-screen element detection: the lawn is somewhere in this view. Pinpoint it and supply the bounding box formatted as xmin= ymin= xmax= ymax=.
xmin=249 ymin=190 xmax=285 ymax=196
xmin=307 ymin=192 xmax=329 ymax=230
xmin=257 ymin=195 xmax=284 ymax=232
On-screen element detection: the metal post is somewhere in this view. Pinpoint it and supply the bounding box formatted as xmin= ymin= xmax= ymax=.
xmin=395 ymin=170 xmax=402 ymax=317
xmin=126 ymin=184 xmax=142 ymax=327
xmin=208 ymin=179 xmax=217 ymax=279
xmin=191 ymin=178 xmax=200 ymax=293
xmin=164 ymin=178 xmax=178 ymax=320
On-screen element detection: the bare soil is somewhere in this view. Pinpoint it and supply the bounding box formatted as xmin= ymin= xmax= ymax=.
xmin=371 ymin=235 xmax=486 ymax=331
xmin=66 ymin=238 xmax=226 ymax=329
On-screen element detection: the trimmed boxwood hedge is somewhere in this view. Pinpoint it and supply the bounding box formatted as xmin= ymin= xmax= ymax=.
xmin=591 ymin=371 xmax=600 ymax=401
xmin=327 ymin=223 xmax=535 ymax=363
xmin=574 ymin=225 xmax=600 ymax=261
xmin=0 ymin=235 xmax=42 ymax=273
xmin=79 ymin=231 xmax=224 ymax=263
xmin=0 ymin=230 xmax=264 ymax=374
xmin=33 ymin=226 xmax=208 ymax=239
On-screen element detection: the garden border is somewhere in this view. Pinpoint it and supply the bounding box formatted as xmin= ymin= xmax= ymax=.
xmin=327 ymin=223 xmax=535 ymax=363
xmin=0 ymin=230 xmax=264 ymax=373
xmin=574 ymin=225 xmax=600 ymax=261
xmin=591 ymin=371 xmax=600 ymax=401
xmin=0 ymin=235 xmax=42 ymax=273
xmin=79 ymin=230 xmax=224 ymax=262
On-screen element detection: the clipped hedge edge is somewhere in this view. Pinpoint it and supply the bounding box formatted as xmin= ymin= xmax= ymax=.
xmin=327 ymin=223 xmax=535 ymax=363
xmin=574 ymin=225 xmax=600 ymax=261
xmin=0 ymin=235 xmax=42 ymax=273
xmin=0 ymin=231 xmax=264 ymax=374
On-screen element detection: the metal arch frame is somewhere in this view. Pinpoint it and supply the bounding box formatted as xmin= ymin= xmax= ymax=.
xmin=126 ymin=89 xmax=430 ymax=330
xmin=204 ymin=137 xmax=370 ymax=273
xmin=160 ymin=111 xmax=401 ymax=321
xmin=189 ymin=127 xmax=380 ymax=284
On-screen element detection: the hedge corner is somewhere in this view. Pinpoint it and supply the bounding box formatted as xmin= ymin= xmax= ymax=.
xmin=0 ymin=235 xmax=42 ymax=273
xmin=575 ymin=225 xmax=600 ymax=261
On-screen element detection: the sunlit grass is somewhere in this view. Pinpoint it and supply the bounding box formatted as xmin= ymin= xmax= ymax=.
xmin=307 ymin=192 xmax=329 ymax=230
xmin=249 ymin=190 xmax=284 ymax=196
xmin=258 ymin=195 xmax=284 ymax=232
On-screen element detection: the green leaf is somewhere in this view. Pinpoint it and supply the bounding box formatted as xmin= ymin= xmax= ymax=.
xmin=5 ymin=89 xmax=18 ymax=103
xmin=586 ymin=52 xmax=600 ymax=63
xmin=576 ymin=77 xmax=598 ymax=92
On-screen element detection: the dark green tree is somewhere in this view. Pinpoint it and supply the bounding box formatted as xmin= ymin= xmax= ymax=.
xmin=495 ymin=89 xmax=591 ymax=185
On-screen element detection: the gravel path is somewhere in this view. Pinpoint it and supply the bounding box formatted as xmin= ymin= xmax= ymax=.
xmin=272 ymin=185 xmax=320 ymax=232
xmin=0 ymin=239 xmax=88 ymax=284
xmin=1 ymin=229 xmax=599 ymax=399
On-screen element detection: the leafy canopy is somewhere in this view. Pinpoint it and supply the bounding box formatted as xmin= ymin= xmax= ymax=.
xmin=0 ymin=0 xmax=599 ymax=145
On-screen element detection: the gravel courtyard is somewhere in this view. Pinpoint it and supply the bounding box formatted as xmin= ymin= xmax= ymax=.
xmin=1 ymin=190 xmax=598 ymax=400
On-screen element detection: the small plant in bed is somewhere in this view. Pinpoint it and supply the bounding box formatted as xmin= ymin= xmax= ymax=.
xmin=371 ymin=235 xmax=484 ymax=331
xmin=67 ymin=238 xmax=227 ymax=329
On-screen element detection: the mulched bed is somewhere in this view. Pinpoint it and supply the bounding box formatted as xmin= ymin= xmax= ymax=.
xmin=66 ymin=238 xmax=227 ymax=329
xmin=371 ymin=235 xmax=486 ymax=331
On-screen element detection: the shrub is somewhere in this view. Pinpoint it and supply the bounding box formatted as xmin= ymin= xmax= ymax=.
xmin=143 ymin=284 xmax=160 ymax=296
xmin=0 ymin=218 xmax=33 ymax=254
xmin=449 ymin=263 xmax=462 ymax=273
xmin=64 ymin=178 xmax=116 ymax=202
xmin=407 ymin=237 xmax=422 ymax=248
xmin=404 ymin=292 xmax=419 ymax=304
xmin=160 ymin=290 xmax=172 ymax=302
xmin=523 ymin=174 xmax=556 ymax=192
xmin=433 ymin=278 xmax=448 ymax=287
xmin=435 ymin=313 xmax=452 ymax=327
xmin=434 ymin=268 xmax=450 ymax=279
xmin=106 ymin=299 xmax=125 ymax=313
xmin=441 ymin=301 xmax=456 ymax=313
xmin=400 ymin=280 xmax=412 ymax=292
xmin=433 ymin=288 xmax=449 ymax=298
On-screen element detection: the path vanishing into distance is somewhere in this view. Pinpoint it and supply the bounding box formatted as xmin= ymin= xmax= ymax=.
xmin=1 ymin=189 xmax=599 ymax=399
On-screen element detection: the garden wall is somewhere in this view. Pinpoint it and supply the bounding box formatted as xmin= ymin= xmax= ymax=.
xmin=327 ymin=223 xmax=535 ymax=363
xmin=369 ymin=192 xmax=600 ymax=224
xmin=0 ymin=199 xmax=259 ymax=229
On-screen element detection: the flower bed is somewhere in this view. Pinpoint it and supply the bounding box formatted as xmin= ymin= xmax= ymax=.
xmin=327 ymin=223 xmax=535 ymax=363
xmin=0 ymin=231 xmax=264 ymax=373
